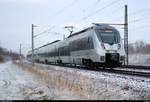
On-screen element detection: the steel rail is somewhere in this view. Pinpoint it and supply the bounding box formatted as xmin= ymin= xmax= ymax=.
xmin=97 ymin=68 xmax=150 ymax=78
xmin=24 ymin=61 xmax=150 ymax=78
xmin=120 ymin=65 xmax=150 ymax=70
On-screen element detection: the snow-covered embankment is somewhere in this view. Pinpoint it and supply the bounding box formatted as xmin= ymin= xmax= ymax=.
xmin=0 ymin=61 xmax=57 ymax=100
xmin=14 ymin=61 xmax=150 ymax=100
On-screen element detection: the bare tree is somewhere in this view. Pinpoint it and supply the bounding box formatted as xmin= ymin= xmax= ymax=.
xmin=129 ymin=41 xmax=150 ymax=54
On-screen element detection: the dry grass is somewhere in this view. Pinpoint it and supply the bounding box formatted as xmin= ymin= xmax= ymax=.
xmin=13 ymin=61 xmax=149 ymax=100
xmin=121 ymin=81 xmax=129 ymax=90
xmin=13 ymin=61 xmax=124 ymax=100
xmin=13 ymin=61 xmax=92 ymax=99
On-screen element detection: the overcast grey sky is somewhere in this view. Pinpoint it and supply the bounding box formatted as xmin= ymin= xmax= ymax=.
xmin=0 ymin=0 xmax=150 ymax=55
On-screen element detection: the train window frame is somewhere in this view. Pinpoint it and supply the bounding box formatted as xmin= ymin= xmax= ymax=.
xmin=96 ymin=29 xmax=121 ymax=45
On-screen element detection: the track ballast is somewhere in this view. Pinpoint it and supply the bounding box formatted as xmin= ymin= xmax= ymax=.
xmin=25 ymin=61 xmax=150 ymax=78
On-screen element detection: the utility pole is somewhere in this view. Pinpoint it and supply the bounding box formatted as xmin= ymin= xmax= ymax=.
xmin=20 ymin=44 xmax=21 ymax=60
xmin=124 ymin=5 xmax=128 ymax=65
xmin=31 ymin=24 xmax=38 ymax=66
xmin=63 ymin=34 xmax=65 ymax=40
xmin=32 ymin=24 xmax=34 ymax=66
xmin=19 ymin=44 xmax=22 ymax=64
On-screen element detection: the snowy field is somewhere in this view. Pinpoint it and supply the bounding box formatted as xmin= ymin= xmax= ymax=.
xmin=0 ymin=61 xmax=81 ymax=100
xmin=0 ymin=61 xmax=52 ymax=100
xmin=0 ymin=60 xmax=150 ymax=100
xmin=129 ymin=54 xmax=150 ymax=66
xmin=14 ymin=60 xmax=150 ymax=100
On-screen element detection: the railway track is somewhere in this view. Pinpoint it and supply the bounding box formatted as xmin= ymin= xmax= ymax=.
xmin=56 ymin=64 xmax=150 ymax=78
xmin=24 ymin=61 xmax=150 ymax=78
xmin=85 ymin=65 xmax=150 ymax=78
xmin=121 ymin=65 xmax=150 ymax=70
xmin=97 ymin=68 xmax=150 ymax=78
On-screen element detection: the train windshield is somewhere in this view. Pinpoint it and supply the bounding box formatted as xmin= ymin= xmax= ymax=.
xmin=97 ymin=29 xmax=120 ymax=45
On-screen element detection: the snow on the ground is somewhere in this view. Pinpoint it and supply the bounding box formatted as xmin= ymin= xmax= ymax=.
xmin=129 ymin=54 xmax=150 ymax=66
xmin=0 ymin=61 xmax=81 ymax=100
xmin=23 ymin=61 xmax=150 ymax=100
xmin=2 ymin=59 xmax=149 ymax=100
xmin=0 ymin=61 xmax=49 ymax=100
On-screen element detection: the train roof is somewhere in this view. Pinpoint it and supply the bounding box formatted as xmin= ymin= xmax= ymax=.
xmin=26 ymin=40 xmax=61 ymax=53
xmin=37 ymin=40 xmax=60 ymax=49
xmin=67 ymin=24 xmax=116 ymax=38
xmin=67 ymin=27 xmax=93 ymax=38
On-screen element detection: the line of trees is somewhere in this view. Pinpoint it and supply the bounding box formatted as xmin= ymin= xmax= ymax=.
xmin=129 ymin=41 xmax=150 ymax=54
xmin=0 ymin=46 xmax=24 ymax=60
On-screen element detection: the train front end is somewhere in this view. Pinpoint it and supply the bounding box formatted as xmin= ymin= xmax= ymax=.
xmin=95 ymin=25 xmax=125 ymax=68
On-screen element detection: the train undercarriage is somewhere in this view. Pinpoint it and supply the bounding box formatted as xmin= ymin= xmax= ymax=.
xmin=34 ymin=54 xmax=122 ymax=69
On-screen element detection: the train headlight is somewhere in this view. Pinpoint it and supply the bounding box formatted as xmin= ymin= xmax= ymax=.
xmin=101 ymin=43 xmax=105 ymax=49
xmin=118 ymin=44 xmax=121 ymax=49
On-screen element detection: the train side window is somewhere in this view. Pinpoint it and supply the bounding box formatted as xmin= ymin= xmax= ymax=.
xmin=88 ymin=37 xmax=90 ymax=43
xmin=90 ymin=37 xmax=94 ymax=49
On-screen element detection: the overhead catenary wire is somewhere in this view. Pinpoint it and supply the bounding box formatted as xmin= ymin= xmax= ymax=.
xmin=129 ymin=15 xmax=150 ymax=24
xmin=52 ymin=0 xmax=78 ymax=18
xmin=35 ymin=31 xmax=61 ymax=40
xmin=34 ymin=26 xmax=56 ymax=38
xmin=66 ymin=0 xmax=101 ymax=28
xmin=129 ymin=27 xmax=150 ymax=33
xmin=34 ymin=32 xmax=61 ymax=49
xmin=82 ymin=0 xmax=101 ymax=13
xmin=100 ymin=0 xmax=125 ymax=18
xmin=113 ymin=7 xmax=150 ymax=22
xmin=129 ymin=7 xmax=150 ymax=16
xmin=113 ymin=15 xmax=150 ymax=26
xmin=34 ymin=1 xmax=150 ymax=45
xmin=40 ymin=0 xmax=78 ymax=25
xmin=129 ymin=24 xmax=150 ymax=31
xmin=75 ymin=0 xmax=121 ymax=24
xmin=99 ymin=5 xmax=124 ymax=22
